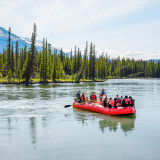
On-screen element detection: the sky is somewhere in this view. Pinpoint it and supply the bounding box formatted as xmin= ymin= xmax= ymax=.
xmin=0 ymin=0 xmax=160 ymax=60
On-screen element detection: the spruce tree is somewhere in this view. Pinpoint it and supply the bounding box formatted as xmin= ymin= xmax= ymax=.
xmin=89 ymin=42 xmax=93 ymax=79
xmin=15 ymin=40 xmax=19 ymax=72
xmin=73 ymin=45 xmax=77 ymax=73
xmin=84 ymin=41 xmax=89 ymax=79
xmin=21 ymin=23 xmax=37 ymax=84
xmin=0 ymin=54 xmax=4 ymax=78
xmin=91 ymin=44 xmax=96 ymax=80
xmin=48 ymin=43 xmax=52 ymax=79
xmin=52 ymin=49 xmax=57 ymax=81
xmin=11 ymin=44 xmax=14 ymax=75
xmin=7 ymin=27 xmax=11 ymax=71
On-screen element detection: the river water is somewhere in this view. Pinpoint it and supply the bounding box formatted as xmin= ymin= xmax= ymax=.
xmin=0 ymin=79 xmax=160 ymax=160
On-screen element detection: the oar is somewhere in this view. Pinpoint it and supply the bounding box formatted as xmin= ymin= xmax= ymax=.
xmin=64 ymin=105 xmax=72 ymax=108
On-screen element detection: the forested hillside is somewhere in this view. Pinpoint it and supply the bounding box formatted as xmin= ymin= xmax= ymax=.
xmin=0 ymin=24 xmax=160 ymax=84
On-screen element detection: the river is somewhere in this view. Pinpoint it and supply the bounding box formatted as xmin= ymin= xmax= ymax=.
xmin=0 ymin=79 xmax=160 ymax=160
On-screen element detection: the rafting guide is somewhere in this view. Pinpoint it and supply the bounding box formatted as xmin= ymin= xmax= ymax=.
xmin=99 ymin=89 xmax=107 ymax=102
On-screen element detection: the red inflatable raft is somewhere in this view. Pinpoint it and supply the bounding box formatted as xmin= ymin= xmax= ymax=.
xmin=73 ymin=101 xmax=136 ymax=116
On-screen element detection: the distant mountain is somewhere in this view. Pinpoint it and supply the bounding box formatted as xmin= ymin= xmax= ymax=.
xmin=0 ymin=27 xmax=61 ymax=53
xmin=146 ymin=59 xmax=160 ymax=63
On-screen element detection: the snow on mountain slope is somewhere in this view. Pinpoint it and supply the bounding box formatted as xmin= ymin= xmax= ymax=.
xmin=0 ymin=27 xmax=61 ymax=53
xmin=0 ymin=27 xmax=43 ymax=52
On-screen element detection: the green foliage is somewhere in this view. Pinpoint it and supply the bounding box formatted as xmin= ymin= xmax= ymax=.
xmin=40 ymin=38 xmax=49 ymax=81
xmin=0 ymin=54 xmax=4 ymax=74
xmin=21 ymin=52 xmax=30 ymax=81
xmin=7 ymin=69 xmax=12 ymax=82
xmin=7 ymin=27 xmax=11 ymax=72
xmin=1 ymin=25 xmax=160 ymax=84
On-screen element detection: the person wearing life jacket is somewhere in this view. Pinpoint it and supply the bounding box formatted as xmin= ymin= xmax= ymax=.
xmin=108 ymin=98 xmax=113 ymax=108
xmin=129 ymin=96 xmax=135 ymax=107
xmin=120 ymin=96 xmax=123 ymax=104
xmin=115 ymin=95 xmax=121 ymax=103
xmin=114 ymin=98 xmax=119 ymax=108
xmin=86 ymin=97 xmax=89 ymax=102
xmin=90 ymin=92 xmax=97 ymax=101
xmin=122 ymin=95 xmax=130 ymax=107
xmin=99 ymin=89 xmax=107 ymax=102
xmin=114 ymin=95 xmax=120 ymax=108
xmin=76 ymin=91 xmax=81 ymax=98
xmin=76 ymin=91 xmax=82 ymax=103
xmin=81 ymin=94 xmax=86 ymax=102
xmin=103 ymin=97 xmax=108 ymax=107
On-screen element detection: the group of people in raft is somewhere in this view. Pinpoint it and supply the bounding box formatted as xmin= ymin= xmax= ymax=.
xmin=76 ymin=89 xmax=135 ymax=108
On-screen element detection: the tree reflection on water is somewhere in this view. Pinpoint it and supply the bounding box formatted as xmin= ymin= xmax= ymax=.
xmin=99 ymin=119 xmax=118 ymax=133
xmin=29 ymin=117 xmax=37 ymax=147
xmin=99 ymin=115 xmax=135 ymax=134
xmin=74 ymin=109 xmax=136 ymax=134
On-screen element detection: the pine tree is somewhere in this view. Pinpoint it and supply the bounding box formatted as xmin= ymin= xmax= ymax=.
xmin=77 ymin=48 xmax=82 ymax=72
xmin=7 ymin=27 xmax=11 ymax=72
xmin=11 ymin=44 xmax=14 ymax=75
xmin=23 ymin=44 xmax=27 ymax=63
xmin=73 ymin=45 xmax=77 ymax=73
xmin=21 ymin=52 xmax=30 ymax=83
xmin=15 ymin=40 xmax=19 ymax=72
xmin=60 ymin=47 xmax=64 ymax=62
xmin=89 ymin=42 xmax=93 ymax=79
xmin=40 ymin=39 xmax=45 ymax=81
xmin=17 ymin=55 xmax=21 ymax=82
xmin=84 ymin=41 xmax=89 ymax=79
xmin=91 ymin=44 xmax=96 ymax=80
xmin=52 ymin=49 xmax=57 ymax=81
xmin=48 ymin=43 xmax=52 ymax=79
xmin=75 ymin=42 xmax=89 ymax=82
xmin=21 ymin=23 xmax=37 ymax=84
xmin=0 ymin=54 xmax=4 ymax=78
xmin=70 ymin=49 xmax=72 ymax=61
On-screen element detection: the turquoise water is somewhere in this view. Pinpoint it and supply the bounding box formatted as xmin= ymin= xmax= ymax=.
xmin=0 ymin=79 xmax=160 ymax=160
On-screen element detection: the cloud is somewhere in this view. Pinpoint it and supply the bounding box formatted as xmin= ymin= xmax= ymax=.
xmin=61 ymin=47 xmax=160 ymax=60
xmin=1 ymin=0 xmax=160 ymax=34
xmin=95 ymin=48 xmax=160 ymax=60
xmin=0 ymin=0 xmax=160 ymax=57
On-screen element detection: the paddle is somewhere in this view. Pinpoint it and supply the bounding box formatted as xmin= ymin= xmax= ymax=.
xmin=64 ymin=105 xmax=72 ymax=108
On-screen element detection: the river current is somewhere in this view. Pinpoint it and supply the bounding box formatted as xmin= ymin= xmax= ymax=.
xmin=0 ymin=79 xmax=160 ymax=160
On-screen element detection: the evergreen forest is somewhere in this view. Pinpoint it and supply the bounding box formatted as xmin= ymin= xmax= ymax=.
xmin=0 ymin=24 xmax=160 ymax=84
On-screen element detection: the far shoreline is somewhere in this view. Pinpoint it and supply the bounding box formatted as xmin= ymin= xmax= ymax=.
xmin=0 ymin=79 xmax=105 ymax=85
xmin=0 ymin=77 xmax=159 ymax=85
